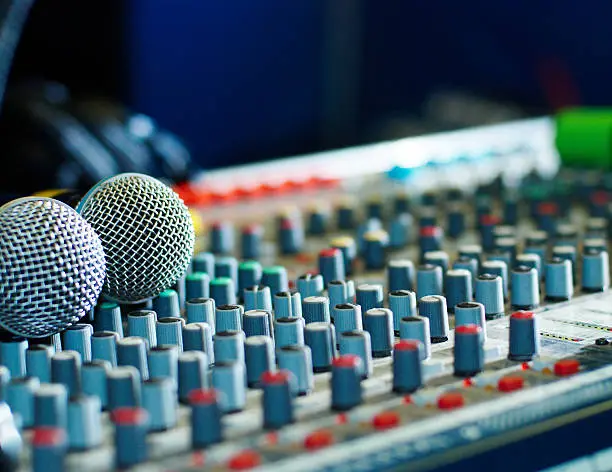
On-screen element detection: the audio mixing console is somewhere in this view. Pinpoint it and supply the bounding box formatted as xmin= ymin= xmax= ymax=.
xmin=6 ymin=117 xmax=612 ymax=471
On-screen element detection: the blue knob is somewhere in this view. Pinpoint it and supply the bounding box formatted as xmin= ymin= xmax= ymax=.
xmin=399 ymin=316 xmax=431 ymax=360
xmin=261 ymin=266 xmax=289 ymax=296
xmin=418 ymin=295 xmax=449 ymax=342
xmin=552 ymin=245 xmax=577 ymax=271
xmin=453 ymin=324 xmax=485 ymax=377
xmin=366 ymin=196 xmax=384 ymax=220
xmin=479 ymin=215 xmax=498 ymax=251
xmin=336 ymin=201 xmax=356 ymax=229
xmin=278 ymin=216 xmax=304 ymax=255
xmin=393 ymin=192 xmax=411 ymax=214
xmin=67 ymin=394 xmax=102 ymax=450
xmin=62 ymin=324 xmax=93 ymax=363
xmin=418 ymin=226 xmax=443 ymax=256
xmin=213 ymin=330 xmax=245 ymax=365
xmin=389 ymin=213 xmax=413 ymax=249
xmin=338 ymin=330 xmax=373 ymax=378
xmin=526 ymin=229 xmax=548 ymax=247
xmin=524 ymin=246 xmax=547 ymax=273
xmin=32 ymin=427 xmax=67 ymax=472
xmin=92 ymin=332 xmax=119 ymax=369
xmin=424 ymin=251 xmax=449 ymax=273
xmin=586 ymin=218 xmax=607 ymax=238
xmin=481 ymin=259 xmax=508 ymax=299
xmin=26 ymin=345 xmax=52 ymax=383
xmin=304 ymin=322 xmax=337 ymax=372
xmin=302 ymin=296 xmax=331 ymax=324
xmin=273 ymin=291 xmax=297 ymax=319
xmin=94 ymin=302 xmax=124 ymax=337
xmin=117 ymin=337 xmax=149 ymax=380
xmin=127 ymin=310 xmax=158 ymax=348
xmin=185 ymin=272 xmax=210 ymax=301
xmin=545 ymin=258 xmax=574 ymax=301
xmin=555 ymin=223 xmax=578 ymax=247
xmin=356 ymin=284 xmax=384 ymax=314
xmin=153 ymin=289 xmax=181 ymax=318
xmin=210 ymin=221 xmax=234 ymax=255
xmin=243 ymin=310 xmax=271 ymax=338
xmin=387 ymin=259 xmax=415 ymax=292
xmin=82 ymin=360 xmax=110 ymax=410
xmin=148 ymin=345 xmax=180 ymax=387
xmin=34 ymin=383 xmax=68 ymax=429
xmin=447 ymin=206 xmax=465 ymax=238
xmin=419 ymin=207 xmax=437 ymax=227
xmin=357 ymin=218 xmax=382 ymax=254
xmin=210 ymin=277 xmax=237 ymax=306
xmin=331 ymin=236 xmax=357 ymax=275
xmin=189 ymin=389 xmax=223 ymax=448
xmin=261 ymin=370 xmax=295 ymax=429
xmin=475 ymin=274 xmax=505 ymax=319
xmin=0 ymin=336 xmax=27 ymax=378
xmin=511 ymin=266 xmax=540 ymax=310
xmin=318 ymin=248 xmax=345 ymax=285
xmin=186 ymin=298 xmax=216 ymax=332
xmin=245 ymin=336 xmax=275 ymax=388
xmin=156 ymin=317 xmax=185 ymax=352
xmin=393 ymin=340 xmax=423 ymax=393
xmin=331 ymin=355 xmax=363 ymax=411
xmin=178 ymin=351 xmax=209 ymax=404
xmin=6 ymin=376 xmax=39 ymax=427
xmin=297 ymin=274 xmax=324 ymax=299
xmin=192 ymin=252 xmax=215 ymax=277
xmin=453 ymin=256 xmax=479 ymax=281
xmin=388 ymin=290 xmax=417 ymax=333
xmin=107 ymin=366 xmax=141 ymax=410
xmin=445 ymin=269 xmax=473 ymax=313
xmin=274 ymin=317 xmax=305 ymax=350
xmin=215 ymin=304 xmax=243 ymax=333
xmin=503 ymin=193 xmax=519 ymax=225
xmin=51 ymin=351 xmax=82 ymax=397
xmin=277 ymin=345 xmax=314 ymax=396
xmin=516 ymin=253 xmax=542 ymax=279
xmin=363 ymin=308 xmax=394 ymax=358
xmin=212 ymin=361 xmax=246 ymax=412
xmin=455 ymin=302 xmax=487 ymax=340
xmin=142 ymin=378 xmax=177 ymax=431
xmin=215 ymin=256 xmax=239 ymax=290
xmin=111 ymin=407 xmax=149 ymax=468
xmin=183 ymin=322 xmax=214 ymax=360
xmin=458 ymin=244 xmax=483 ymax=266
xmin=240 ymin=224 xmax=263 ymax=260
xmin=416 ymin=264 xmax=443 ymax=299
xmin=333 ymin=303 xmax=363 ymax=335
xmin=328 ymin=280 xmax=349 ymax=310
xmin=363 ymin=229 xmax=389 ymax=270
xmin=243 ymin=285 xmax=272 ymax=312
xmin=582 ymin=248 xmax=610 ymax=292
xmin=238 ymin=261 xmax=263 ymax=294
xmin=509 ymin=311 xmax=540 ymax=361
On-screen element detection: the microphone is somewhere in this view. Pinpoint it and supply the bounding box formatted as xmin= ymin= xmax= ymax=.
xmin=0 ymin=197 xmax=106 ymax=337
xmin=75 ymin=173 xmax=195 ymax=303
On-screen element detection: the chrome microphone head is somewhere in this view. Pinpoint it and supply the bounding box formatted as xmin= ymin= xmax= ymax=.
xmin=0 ymin=197 xmax=106 ymax=337
xmin=76 ymin=173 xmax=195 ymax=303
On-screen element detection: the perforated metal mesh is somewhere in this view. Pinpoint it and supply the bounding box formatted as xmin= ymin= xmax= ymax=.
xmin=77 ymin=173 xmax=195 ymax=303
xmin=0 ymin=197 xmax=106 ymax=337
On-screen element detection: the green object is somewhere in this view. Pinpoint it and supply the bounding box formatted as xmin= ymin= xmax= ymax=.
xmin=555 ymin=108 xmax=612 ymax=169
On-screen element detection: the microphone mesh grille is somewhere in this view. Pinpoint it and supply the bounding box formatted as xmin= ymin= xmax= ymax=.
xmin=77 ymin=173 xmax=195 ymax=303
xmin=0 ymin=198 xmax=106 ymax=337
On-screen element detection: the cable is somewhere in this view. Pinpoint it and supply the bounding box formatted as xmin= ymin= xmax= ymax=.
xmin=0 ymin=0 xmax=35 ymax=109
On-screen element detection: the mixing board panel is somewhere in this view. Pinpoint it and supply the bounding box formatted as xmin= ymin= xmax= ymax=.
xmin=9 ymin=117 xmax=612 ymax=471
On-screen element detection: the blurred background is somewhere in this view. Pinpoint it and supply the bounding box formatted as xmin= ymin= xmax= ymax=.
xmin=2 ymin=0 xmax=611 ymax=188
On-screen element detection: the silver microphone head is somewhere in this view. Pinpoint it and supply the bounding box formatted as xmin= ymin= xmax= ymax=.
xmin=76 ymin=173 xmax=195 ymax=303
xmin=0 ymin=197 xmax=106 ymax=337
